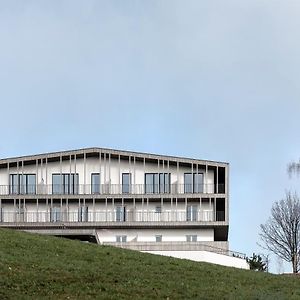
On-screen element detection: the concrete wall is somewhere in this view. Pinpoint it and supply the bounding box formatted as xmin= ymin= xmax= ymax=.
xmin=96 ymin=228 xmax=214 ymax=243
xmin=142 ymin=250 xmax=249 ymax=269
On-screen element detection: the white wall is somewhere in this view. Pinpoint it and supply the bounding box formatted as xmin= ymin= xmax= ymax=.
xmin=142 ymin=250 xmax=249 ymax=269
xmin=96 ymin=228 xmax=214 ymax=243
xmin=0 ymin=157 xmax=215 ymax=192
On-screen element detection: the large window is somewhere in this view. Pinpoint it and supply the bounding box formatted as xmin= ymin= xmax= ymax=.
xmin=184 ymin=173 xmax=203 ymax=193
xmin=91 ymin=173 xmax=100 ymax=194
xmin=116 ymin=206 xmax=126 ymax=222
xmin=52 ymin=174 xmax=79 ymax=195
xmin=50 ymin=207 xmax=61 ymax=222
xmin=145 ymin=173 xmax=170 ymax=194
xmin=187 ymin=205 xmax=198 ymax=221
xmin=10 ymin=174 xmax=36 ymax=195
xmin=122 ymin=173 xmax=131 ymax=194
xmin=78 ymin=206 xmax=89 ymax=222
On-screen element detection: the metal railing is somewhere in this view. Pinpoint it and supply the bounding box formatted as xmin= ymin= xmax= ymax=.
xmin=0 ymin=183 xmax=225 ymax=196
xmin=103 ymin=241 xmax=246 ymax=259
xmin=0 ymin=210 xmax=226 ymax=223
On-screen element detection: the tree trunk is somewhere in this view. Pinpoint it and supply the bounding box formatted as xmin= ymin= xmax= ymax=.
xmin=292 ymin=254 xmax=298 ymax=274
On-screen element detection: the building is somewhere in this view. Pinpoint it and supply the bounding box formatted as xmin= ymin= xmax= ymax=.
xmin=0 ymin=147 xmax=248 ymax=269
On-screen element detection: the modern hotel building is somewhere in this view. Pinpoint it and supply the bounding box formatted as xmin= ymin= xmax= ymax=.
xmin=0 ymin=147 xmax=248 ymax=269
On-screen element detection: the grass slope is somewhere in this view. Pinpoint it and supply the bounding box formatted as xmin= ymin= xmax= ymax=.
xmin=0 ymin=229 xmax=299 ymax=300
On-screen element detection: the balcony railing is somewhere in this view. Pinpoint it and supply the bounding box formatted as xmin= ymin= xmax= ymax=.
xmin=0 ymin=183 xmax=225 ymax=196
xmin=0 ymin=211 xmax=226 ymax=223
xmin=104 ymin=242 xmax=246 ymax=259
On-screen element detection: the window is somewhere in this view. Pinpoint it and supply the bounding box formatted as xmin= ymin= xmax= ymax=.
xmin=184 ymin=173 xmax=203 ymax=193
xmin=116 ymin=206 xmax=126 ymax=222
xmin=10 ymin=174 xmax=36 ymax=195
xmin=50 ymin=207 xmax=61 ymax=222
xmin=78 ymin=206 xmax=89 ymax=222
xmin=145 ymin=173 xmax=170 ymax=194
xmin=116 ymin=235 xmax=127 ymax=243
xmin=52 ymin=174 xmax=79 ymax=195
xmin=155 ymin=206 xmax=161 ymax=213
xmin=187 ymin=205 xmax=198 ymax=221
xmin=16 ymin=203 xmax=25 ymax=222
xmin=122 ymin=173 xmax=131 ymax=194
xmin=186 ymin=235 xmax=197 ymax=242
xmin=91 ymin=173 xmax=100 ymax=194
xmin=155 ymin=235 xmax=162 ymax=242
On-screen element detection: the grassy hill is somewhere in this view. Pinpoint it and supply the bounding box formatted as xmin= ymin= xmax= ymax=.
xmin=0 ymin=229 xmax=299 ymax=300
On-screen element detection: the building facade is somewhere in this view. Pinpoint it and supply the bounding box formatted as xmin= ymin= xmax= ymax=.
xmin=0 ymin=147 xmax=248 ymax=268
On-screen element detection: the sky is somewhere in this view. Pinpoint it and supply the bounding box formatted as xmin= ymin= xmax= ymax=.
xmin=1 ymin=0 xmax=300 ymax=273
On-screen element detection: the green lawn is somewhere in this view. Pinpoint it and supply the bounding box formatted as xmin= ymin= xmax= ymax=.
xmin=0 ymin=228 xmax=299 ymax=299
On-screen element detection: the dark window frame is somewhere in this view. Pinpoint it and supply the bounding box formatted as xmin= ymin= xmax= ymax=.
xmin=91 ymin=173 xmax=101 ymax=194
xmin=184 ymin=172 xmax=204 ymax=193
xmin=144 ymin=173 xmax=170 ymax=194
xmin=122 ymin=173 xmax=131 ymax=194
xmin=52 ymin=173 xmax=79 ymax=195
xmin=9 ymin=174 xmax=36 ymax=195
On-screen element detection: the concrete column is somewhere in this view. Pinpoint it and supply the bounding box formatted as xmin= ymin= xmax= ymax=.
xmin=69 ymin=155 xmax=72 ymax=176
xmin=216 ymin=167 xmax=219 ymax=194
xmin=199 ymin=197 xmax=202 ymax=221
xmin=84 ymin=152 xmax=86 ymax=194
xmin=142 ymin=197 xmax=144 ymax=222
xmin=175 ymin=197 xmax=178 ymax=221
xmin=0 ymin=198 xmax=2 ymax=222
xmin=133 ymin=156 xmax=136 ymax=190
xmin=46 ymin=198 xmax=49 ymax=222
xmin=45 ymin=157 xmax=48 ymax=189
xmin=191 ymin=163 xmax=193 ymax=193
xmin=13 ymin=198 xmax=16 ymax=222
xmin=209 ymin=197 xmax=212 ymax=221
xmin=112 ymin=198 xmax=115 ymax=221
xmin=60 ymin=198 xmax=63 ymax=221
xmin=105 ymin=197 xmax=108 ymax=222
xmin=196 ymin=163 xmax=199 ymax=193
xmin=177 ymin=161 xmax=179 ymax=193
xmin=185 ymin=197 xmax=187 ymax=221
xmin=146 ymin=198 xmax=149 ymax=221
xmin=205 ymin=163 xmax=208 ymax=194
xmin=171 ymin=197 xmax=173 ymax=221
xmin=143 ymin=158 xmax=146 ymax=194
xmin=214 ymin=197 xmax=217 ymax=221
xmin=133 ymin=197 xmax=136 ymax=221
xmin=36 ymin=198 xmax=39 ymax=222
xmin=118 ymin=154 xmax=121 ymax=187
xmin=99 ymin=150 xmax=102 ymax=190
xmin=104 ymin=153 xmax=106 ymax=186
xmin=7 ymin=162 xmax=9 ymax=195
xmin=66 ymin=198 xmax=69 ymax=222
xmin=93 ymin=197 xmax=95 ymax=222
xmin=60 ymin=156 xmax=62 ymax=193
xmin=108 ymin=153 xmax=111 ymax=186
xmin=36 ymin=159 xmax=38 ymax=192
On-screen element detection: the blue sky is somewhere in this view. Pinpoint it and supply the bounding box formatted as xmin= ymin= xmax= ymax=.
xmin=1 ymin=0 xmax=300 ymax=272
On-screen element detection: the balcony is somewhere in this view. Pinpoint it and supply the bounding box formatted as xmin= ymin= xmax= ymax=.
xmin=0 ymin=183 xmax=226 ymax=196
xmin=0 ymin=210 xmax=226 ymax=224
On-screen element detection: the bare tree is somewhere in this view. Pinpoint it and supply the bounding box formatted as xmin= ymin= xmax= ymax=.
xmin=288 ymin=160 xmax=300 ymax=177
xmin=260 ymin=192 xmax=300 ymax=274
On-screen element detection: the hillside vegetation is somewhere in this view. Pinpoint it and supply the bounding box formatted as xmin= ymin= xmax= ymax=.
xmin=0 ymin=228 xmax=299 ymax=299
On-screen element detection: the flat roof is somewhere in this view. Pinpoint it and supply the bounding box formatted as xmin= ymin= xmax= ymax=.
xmin=0 ymin=147 xmax=228 ymax=166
